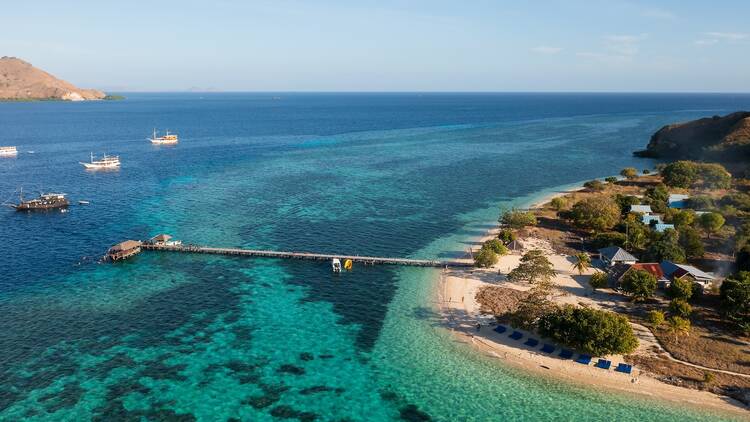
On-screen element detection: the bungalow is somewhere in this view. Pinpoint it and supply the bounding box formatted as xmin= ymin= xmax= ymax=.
xmin=629 ymin=204 xmax=653 ymax=214
xmin=149 ymin=233 xmax=182 ymax=246
xmin=107 ymin=240 xmax=142 ymax=261
xmin=654 ymin=223 xmax=675 ymax=233
xmin=598 ymin=246 xmax=638 ymax=267
xmin=642 ymin=214 xmax=663 ymax=226
xmin=668 ymin=194 xmax=689 ymax=209
xmin=608 ymin=263 xmax=669 ymax=290
xmin=660 ymin=261 xmax=716 ymax=288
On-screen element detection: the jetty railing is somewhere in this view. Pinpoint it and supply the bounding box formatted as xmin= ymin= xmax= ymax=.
xmin=141 ymin=243 xmax=472 ymax=268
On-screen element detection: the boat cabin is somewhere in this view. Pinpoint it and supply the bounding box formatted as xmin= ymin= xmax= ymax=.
xmin=108 ymin=240 xmax=142 ymax=261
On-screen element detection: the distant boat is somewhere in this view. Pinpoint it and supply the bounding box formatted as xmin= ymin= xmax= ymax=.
xmin=80 ymin=153 xmax=120 ymax=170
xmin=148 ymin=129 xmax=179 ymax=145
xmin=13 ymin=191 xmax=69 ymax=211
xmin=332 ymin=258 xmax=342 ymax=273
xmin=78 ymin=200 xmax=90 ymax=205
xmin=0 ymin=146 xmax=18 ymax=157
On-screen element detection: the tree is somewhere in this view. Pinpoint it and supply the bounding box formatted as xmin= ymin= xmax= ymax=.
xmin=509 ymin=286 xmax=555 ymax=330
xmin=537 ymin=305 xmax=639 ymax=356
xmin=645 ymin=183 xmax=669 ymax=204
xmin=592 ymin=232 xmax=627 ymax=249
xmin=643 ymin=169 xmax=651 ymax=175
xmin=550 ymin=197 xmax=566 ymax=211
xmin=571 ymin=252 xmax=591 ymax=275
xmin=497 ymin=229 xmax=517 ymax=245
xmin=645 ymin=229 xmax=686 ymax=263
xmin=667 ymin=209 xmax=695 ymax=228
xmin=646 ymin=310 xmax=665 ymax=327
xmin=667 ymin=316 xmax=691 ymax=343
xmin=698 ymin=212 xmax=725 ymax=239
xmin=720 ymin=272 xmax=750 ymax=334
xmin=621 ymin=269 xmax=657 ymax=301
xmin=669 ymin=299 xmax=693 ymax=318
xmin=615 ymin=194 xmax=642 ymax=214
xmin=678 ymin=226 xmax=704 ymax=260
xmin=570 ymin=196 xmax=621 ymax=232
xmin=698 ymin=163 xmax=732 ymax=189
xmin=483 ymin=239 xmax=508 ymax=255
xmin=589 ymin=271 xmax=609 ymax=291
xmin=507 ymin=249 xmax=556 ymax=284
xmin=605 ymin=176 xmax=618 ymax=184
xmin=474 ymin=247 xmax=498 ymax=268
xmin=620 ymin=167 xmax=638 ymax=180
xmin=584 ymin=179 xmax=606 ymax=191
xmin=736 ymin=245 xmax=750 ymax=273
xmin=499 ymin=209 xmax=537 ymax=229
xmin=667 ymin=277 xmax=694 ymax=301
xmin=622 ymin=214 xmax=649 ymax=250
xmin=686 ymin=195 xmax=715 ymax=211
xmin=662 ymin=161 xmax=699 ymax=188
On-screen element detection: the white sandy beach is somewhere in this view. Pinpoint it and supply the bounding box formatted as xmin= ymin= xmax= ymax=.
xmin=434 ymin=189 xmax=750 ymax=418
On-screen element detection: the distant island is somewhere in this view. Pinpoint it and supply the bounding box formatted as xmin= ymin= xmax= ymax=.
xmin=0 ymin=56 xmax=122 ymax=101
xmin=635 ymin=111 xmax=750 ymax=169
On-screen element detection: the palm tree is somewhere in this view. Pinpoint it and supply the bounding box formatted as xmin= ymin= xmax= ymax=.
xmin=571 ymin=252 xmax=591 ymax=275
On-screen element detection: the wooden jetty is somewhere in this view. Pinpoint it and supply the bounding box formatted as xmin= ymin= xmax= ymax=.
xmin=140 ymin=243 xmax=473 ymax=268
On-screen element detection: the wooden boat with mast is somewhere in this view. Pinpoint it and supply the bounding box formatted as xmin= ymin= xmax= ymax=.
xmin=12 ymin=189 xmax=69 ymax=211
xmin=148 ymin=129 xmax=179 ymax=145
xmin=80 ymin=152 xmax=120 ymax=170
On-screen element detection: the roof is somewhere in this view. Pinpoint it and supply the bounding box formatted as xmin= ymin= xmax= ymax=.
xmin=629 ymin=205 xmax=653 ymax=214
xmin=150 ymin=234 xmax=172 ymax=242
xmin=507 ymin=239 xmax=523 ymax=250
xmin=598 ymin=246 xmax=638 ymax=262
xmin=660 ymin=261 xmax=715 ymax=281
xmin=110 ymin=240 xmax=142 ymax=251
xmin=629 ymin=263 xmax=666 ymax=280
xmin=654 ymin=223 xmax=675 ymax=233
xmin=642 ymin=214 xmax=663 ymax=225
xmin=668 ymin=194 xmax=689 ymax=203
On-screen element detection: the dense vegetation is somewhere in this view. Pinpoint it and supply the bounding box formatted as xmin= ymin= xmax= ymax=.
xmin=537 ymin=305 xmax=639 ymax=355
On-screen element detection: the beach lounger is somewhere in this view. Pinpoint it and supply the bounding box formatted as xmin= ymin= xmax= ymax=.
xmin=558 ymin=349 xmax=573 ymax=359
xmin=575 ymin=354 xmax=592 ymax=365
xmin=509 ymin=331 xmax=523 ymax=340
xmin=615 ymin=363 xmax=632 ymax=374
xmin=493 ymin=325 xmax=507 ymax=334
xmin=523 ymin=338 xmax=539 ymax=347
xmin=595 ymin=359 xmax=612 ymax=370
xmin=540 ymin=344 xmax=555 ymax=354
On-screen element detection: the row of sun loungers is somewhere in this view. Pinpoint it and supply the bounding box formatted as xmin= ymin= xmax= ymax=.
xmin=491 ymin=324 xmax=634 ymax=375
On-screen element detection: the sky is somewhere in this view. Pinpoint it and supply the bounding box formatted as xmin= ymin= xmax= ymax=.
xmin=2 ymin=0 xmax=749 ymax=92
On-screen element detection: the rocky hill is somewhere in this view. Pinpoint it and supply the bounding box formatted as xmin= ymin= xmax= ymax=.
xmin=635 ymin=111 xmax=750 ymax=163
xmin=0 ymin=56 xmax=105 ymax=101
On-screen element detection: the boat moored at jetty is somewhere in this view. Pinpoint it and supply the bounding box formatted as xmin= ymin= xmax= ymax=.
xmin=332 ymin=258 xmax=342 ymax=273
xmin=80 ymin=153 xmax=120 ymax=170
xmin=0 ymin=146 xmax=18 ymax=156
xmin=13 ymin=192 xmax=69 ymax=211
xmin=148 ymin=129 xmax=179 ymax=145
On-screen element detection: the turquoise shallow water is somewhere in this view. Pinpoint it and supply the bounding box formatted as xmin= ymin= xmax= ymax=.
xmin=1 ymin=93 xmax=749 ymax=420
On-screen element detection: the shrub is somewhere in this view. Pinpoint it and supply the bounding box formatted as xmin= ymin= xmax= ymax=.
xmin=620 ymin=167 xmax=638 ymax=180
xmin=662 ymin=161 xmax=699 ymax=188
xmin=550 ymin=197 xmax=566 ymax=211
xmin=645 ymin=229 xmax=686 ymax=263
xmin=720 ymin=272 xmax=750 ymax=334
xmin=646 ymin=310 xmax=665 ymax=326
xmin=698 ymin=212 xmax=725 ymax=238
xmin=570 ymin=196 xmax=621 ymax=232
xmin=591 ymin=232 xmax=627 ymax=249
xmin=589 ymin=272 xmax=609 ymax=290
xmin=537 ymin=305 xmax=639 ymax=356
xmin=669 ymin=299 xmax=693 ymax=318
xmin=667 ymin=278 xmax=694 ymax=301
xmin=621 ymin=269 xmax=657 ymax=301
xmin=605 ymin=176 xmax=618 ymax=184
xmin=483 ymin=239 xmax=508 ymax=255
xmin=499 ymin=209 xmax=537 ymax=229
xmin=497 ymin=229 xmax=517 ymax=245
xmin=667 ymin=316 xmax=691 ymax=342
xmin=699 ymin=163 xmax=732 ymax=189
xmin=686 ymin=195 xmax=715 ymax=211
xmin=474 ymin=247 xmax=498 ymax=268
xmin=643 ymin=169 xmax=651 ymax=175
xmin=584 ymin=180 xmax=606 ymax=191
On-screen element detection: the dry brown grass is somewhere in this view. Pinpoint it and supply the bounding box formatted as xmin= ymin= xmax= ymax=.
xmin=475 ymin=286 xmax=529 ymax=317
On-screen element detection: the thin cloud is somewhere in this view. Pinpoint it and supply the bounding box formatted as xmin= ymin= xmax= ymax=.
xmin=642 ymin=8 xmax=676 ymax=20
xmin=605 ymin=34 xmax=647 ymax=57
xmin=695 ymin=31 xmax=749 ymax=47
xmin=531 ymin=46 xmax=562 ymax=54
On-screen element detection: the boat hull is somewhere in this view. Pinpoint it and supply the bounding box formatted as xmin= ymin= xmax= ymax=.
xmin=14 ymin=201 xmax=69 ymax=211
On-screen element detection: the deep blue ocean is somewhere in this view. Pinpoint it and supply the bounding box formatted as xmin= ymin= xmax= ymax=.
xmin=1 ymin=93 xmax=749 ymax=421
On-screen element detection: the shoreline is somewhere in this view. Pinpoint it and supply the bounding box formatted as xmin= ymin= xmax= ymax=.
xmin=431 ymin=181 xmax=750 ymax=419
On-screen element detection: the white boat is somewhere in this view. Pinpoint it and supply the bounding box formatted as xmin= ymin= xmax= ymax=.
xmin=0 ymin=146 xmax=18 ymax=157
xmin=332 ymin=258 xmax=342 ymax=273
xmin=80 ymin=153 xmax=121 ymax=170
xmin=78 ymin=200 xmax=90 ymax=205
xmin=148 ymin=129 xmax=179 ymax=145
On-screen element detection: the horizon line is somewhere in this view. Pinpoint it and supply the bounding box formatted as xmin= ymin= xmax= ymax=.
xmin=104 ymin=90 xmax=750 ymax=95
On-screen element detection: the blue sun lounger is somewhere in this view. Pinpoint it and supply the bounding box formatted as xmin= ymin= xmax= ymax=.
xmin=524 ymin=338 xmax=539 ymax=347
xmin=595 ymin=359 xmax=612 ymax=370
xmin=575 ymin=354 xmax=592 ymax=365
xmin=493 ymin=325 xmax=507 ymax=334
xmin=615 ymin=363 xmax=632 ymax=374
xmin=559 ymin=349 xmax=573 ymax=359
xmin=540 ymin=344 xmax=555 ymax=354
xmin=509 ymin=331 xmax=523 ymax=340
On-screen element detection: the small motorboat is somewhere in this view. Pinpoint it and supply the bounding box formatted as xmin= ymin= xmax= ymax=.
xmin=332 ymin=258 xmax=342 ymax=273
xmin=78 ymin=200 xmax=90 ymax=205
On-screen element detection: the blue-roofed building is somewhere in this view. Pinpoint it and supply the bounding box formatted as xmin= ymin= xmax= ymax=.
xmin=668 ymin=194 xmax=689 ymax=209
xmin=660 ymin=261 xmax=716 ymax=289
xmin=642 ymin=214 xmax=663 ymax=226
xmin=654 ymin=223 xmax=675 ymax=233
xmin=629 ymin=204 xmax=653 ymax=214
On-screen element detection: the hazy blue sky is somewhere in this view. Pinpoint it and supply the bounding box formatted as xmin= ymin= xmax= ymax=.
xmin=2 ymin=0 xmax=749 ymax=92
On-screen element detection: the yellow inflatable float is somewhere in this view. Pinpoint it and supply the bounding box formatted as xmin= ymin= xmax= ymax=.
xmin=343 ymin=259 xmax=353 ymax=270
